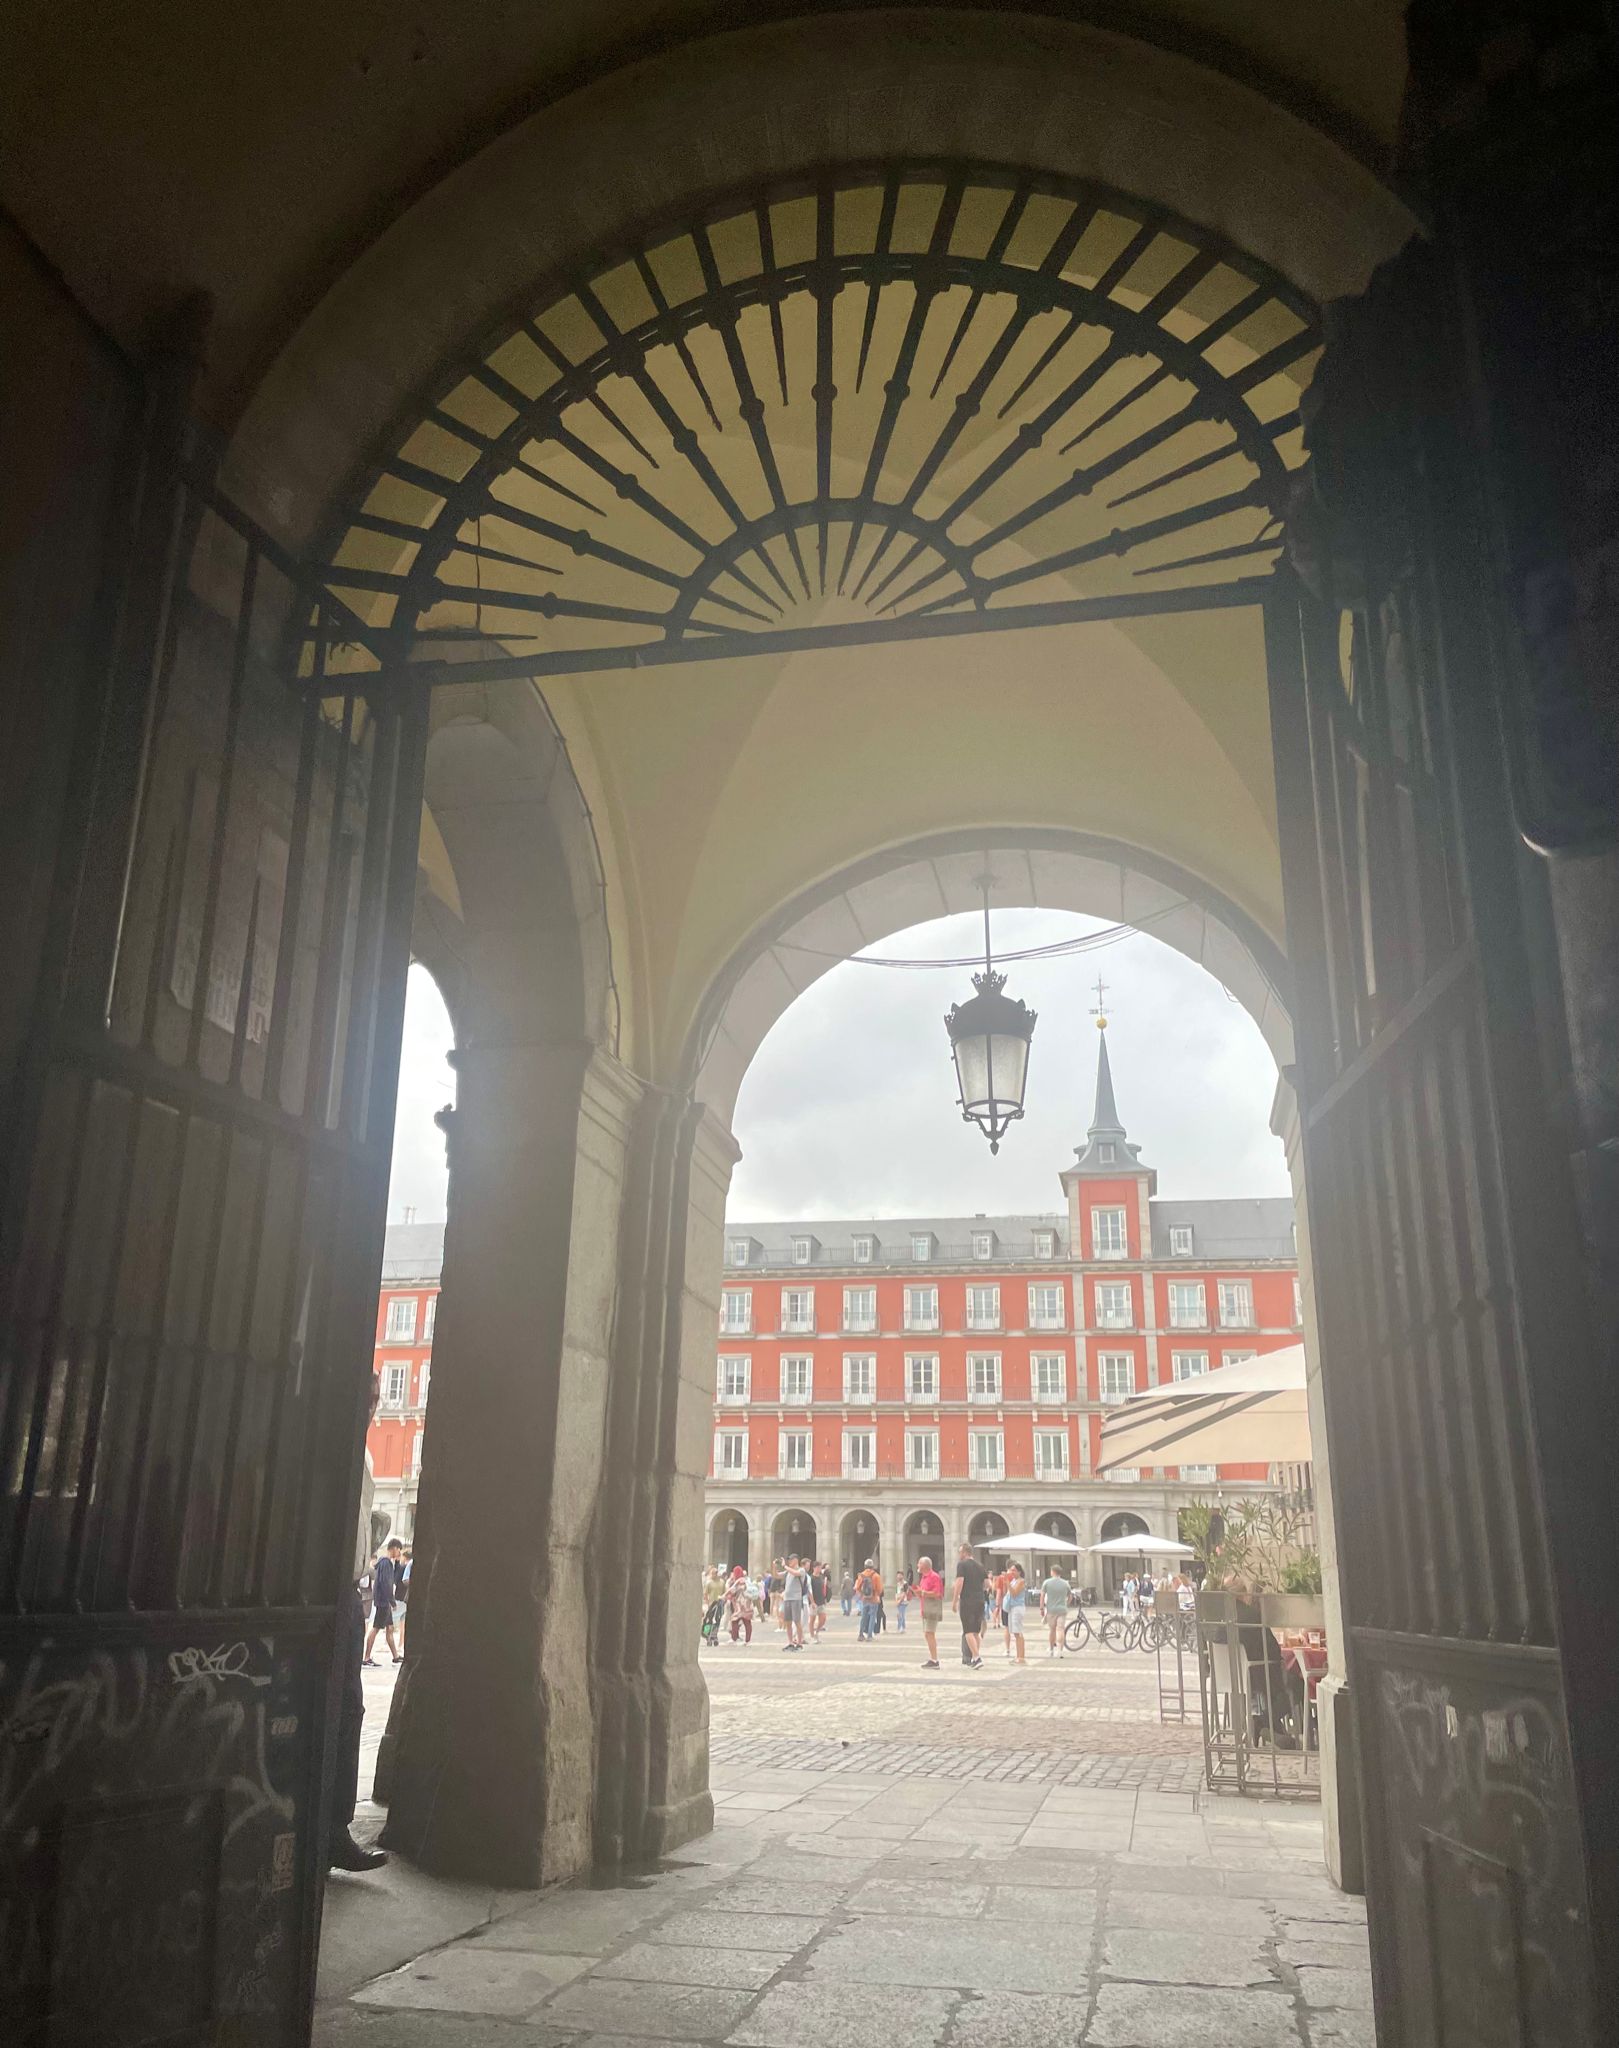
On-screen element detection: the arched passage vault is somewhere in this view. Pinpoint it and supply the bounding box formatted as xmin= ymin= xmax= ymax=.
xmin=221 ymin=8 xmax=1410 ymax=1898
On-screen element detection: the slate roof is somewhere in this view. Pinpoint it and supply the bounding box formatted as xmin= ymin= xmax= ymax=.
xmin=380 ymin=1221 xmax=446 ymax=1283
xmin=1148 ymin=1196 xmax=1296 ymax=1262
xmin=725 ymin=1215 xmax=1070 ymax=1269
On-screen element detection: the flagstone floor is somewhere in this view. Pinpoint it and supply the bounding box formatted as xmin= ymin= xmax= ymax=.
xmin=318 ymin=1614 xmax=1371 ymax=2046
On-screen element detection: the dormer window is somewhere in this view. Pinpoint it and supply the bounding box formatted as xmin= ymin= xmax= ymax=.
xmin=1169 ymin=1224 xmax=1194 ymax=1258
xmin=852 ymin=1235 xmax=876 ymax=1264
xmin=911 ymin=1233 xmax=933 ymax=1263
xmin=728 ymin=1238 xmax=751 ymax=1268
xmin=1034 ymin=1230 xmax=1056 ymax=1260
xmin=791 ymin=1235 xmax=815 ymax=1266
xmin=972 ymin=1231 xmax=995 ymax=1261
xmin=1097 ymin=1143 xmax=1117 ymax=1164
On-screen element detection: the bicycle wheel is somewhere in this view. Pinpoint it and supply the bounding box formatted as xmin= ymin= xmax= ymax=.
xmin=1064 ymin=1611 xmax=1091 ymax=1652
xmin=1098 ymin=1614 xmax=1134 ymax=1654
xmin=1142 ymin=1615 xmax=1172 ymax=1653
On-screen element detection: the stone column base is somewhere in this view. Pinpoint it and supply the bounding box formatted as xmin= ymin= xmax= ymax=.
xmin=1317 ymin=1672 xmax=1365 ymax=1894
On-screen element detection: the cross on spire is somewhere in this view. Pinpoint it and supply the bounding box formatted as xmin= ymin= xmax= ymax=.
xmin=1090 ymin=974 xmax=1110 ymax=1028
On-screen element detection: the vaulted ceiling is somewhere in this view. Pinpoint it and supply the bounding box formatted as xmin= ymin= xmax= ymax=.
xmin=2 ymin=3 xmax=1408 ymax=420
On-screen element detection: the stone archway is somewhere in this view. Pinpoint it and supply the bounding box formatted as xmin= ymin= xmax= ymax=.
xmin=770 ymin=1509 xmax=818 ymax=1567
xmin=1033 ymin=1510 xmax=1082 ymax=1578
xmin=1097 ymin=1510 xmax=1153 ymax=1599
xmin=710 ymin=1509 xmax=750 ymax=1575
xmin=903 ymin=1509 xmax=946 ymax=1576
xmin=839 ymin=1507 xmax=883 ymax=1581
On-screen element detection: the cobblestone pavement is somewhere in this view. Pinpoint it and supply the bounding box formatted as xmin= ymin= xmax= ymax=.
xmin=319 ymin=1612 xmax=1370 ymax=2047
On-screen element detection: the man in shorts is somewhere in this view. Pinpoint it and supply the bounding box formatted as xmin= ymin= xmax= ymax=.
xmin=809 ymin=1560 xmax=830 ymax=1639
xmin=952 ymin=1543 xmax=987 ymax=1668
xmin=1040 ymin=1566 xmax=1072 ymax=1657
xmin=779 ymin=1554 xmax=808 ymax=1650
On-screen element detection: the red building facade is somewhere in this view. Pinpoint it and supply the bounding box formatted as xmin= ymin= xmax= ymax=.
xmin=366 ymin=1221 xmax=442 ymax=1544
xmin=706 ymin=1031 xmax=1299 ymax=1582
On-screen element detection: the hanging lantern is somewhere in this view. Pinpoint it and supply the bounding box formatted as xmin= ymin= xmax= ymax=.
xmin=944 ymin=877 xmax=1037 ymax=1153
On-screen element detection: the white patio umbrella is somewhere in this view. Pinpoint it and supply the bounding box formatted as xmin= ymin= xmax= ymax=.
xmin=1086 ymin=1533 xmax=1197 ymax=1558
xmin=1096 ymin=1344 xmax=1312 ymax=1473
xmin=973 ymin=1530 xmax=1083 ymax=1556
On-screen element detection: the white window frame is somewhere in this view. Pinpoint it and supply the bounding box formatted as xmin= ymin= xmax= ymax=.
xmin=1097 ymin=1141 xmax=1118 ymax=1163
xmin=1223 ymin=1348 xmax=1258 ymax=1368
xmin=1032 ymin=1352 xmax=1067 ymax=1401
xmin=1293 ymin=1277 xmax=1304 ymax=1326
xmin=410 ymin=1430 xmax=424 ymax=1476
xmin=906 ymin=1352 xmax=939 ymax=1401
xmin=780 ymin=1287 xmax=816 ymax=1334
xmin=792 ymin=1236 xmax=814 ymax=1265
xmin=727 ymin=1238 xmax=751 ymax=1268
xmin=383 ymin=1296 xmax=417 ymax=1343
xmin=842 ymin=1353 xmax=876 ymax=1402
xmin=903 ymin=1284 xmax=939 ymax=1332
xmin=904 ymin=1351 xmax=941 ymax=1400
xmin=717 ymin=1354 xmax=751 ymax=1403
xmin=1105 ymin=1465 xmax=1141 ymax=1483
xmin=1218 ymin=1279 xmax=1255 ymax=1329
xmin=972 ymin=1231 xmax=994 ymax=1261
xmin=842 ymin=1284 xmax=877 ymax=1332
xmin=852 ymin=1235 xmax=875 ymax=1264
xmin=842 ymin=1427 xmax=876 ymax=1479
xmin=910 ymin=1233 xmax=933 ymax=1262
xmin=714 ymin=1429 xmax=748 ymax=1478
xmin=968 ymin=1428 xmax=1004 ymax=1480
xmin=1027 ymin=1282 xmax=1065 ymax=1330
xmin=380 ymin=1362 xmax=409 ymax=1409
xmin=417 ymin=1359 xmax=430 ymax=1409
xmin=1095 ymin=1281 xmax=1133 ymax=1331
xmin=1034 ymin=1230 xmax=1056 ymax=1260
xmin=1034 ymin=1428 xmax=1069 ymax=1478
xmin=1168 ymin=1223 xmax=1194 ymax=1258
xmin=1181 ymin=1463 xmax=1218 ymax=1484
xmin=1098 ymin=1353 xmax=1136 ymax=1405
xmin=1168 ymin=1281 xmax=1207 ymax=1330
xmin=1171 ymin=1350 xmax=1209 ymax=1382
xmin=966 ymin=1283 xmax=1001 ymax=1330
xmin=779 ymin=1428 xmax=813 ymax=1479
xmin=720 ymin=1288 xmax=752 ymax=1334
xmin=905 ymin=1427 xmax=939 ymax=1479
xmin=967 ymin=1352 xmax=1002 ymax=1402
xmin=1091 ymin=1207 xmax=1128 ymax=1260
xmin=779 ymin=1354 xmax=814 ymax=1403
xmin=423 ymin=1295 xmax=436 ymax=1340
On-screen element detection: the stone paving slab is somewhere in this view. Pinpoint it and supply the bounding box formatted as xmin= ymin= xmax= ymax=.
xmin=351 ymin=1946 xmax=593 ymax=2015
xmin=1101 ymin=1927 xmax=1272 ymax=1989
xmin=595 ymin=1940 xmax=796 ymax=1988
xmin=951 ymin=1991 xmax=1092 ymax=2048
xmin=1088 ymin=1983 xmax=1303 ymax=2045
xmin=730 ymin=1982 xmax=959 ymax=2048
xmin=648 ymin=1908 xmax=826 ymax=1950
xmin=543 ymin=1976 xmax=758 ymax=2039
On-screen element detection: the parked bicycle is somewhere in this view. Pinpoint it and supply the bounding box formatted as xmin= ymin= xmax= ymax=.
xmin=1062 ymin=1606 xmax=1095 ymax=1652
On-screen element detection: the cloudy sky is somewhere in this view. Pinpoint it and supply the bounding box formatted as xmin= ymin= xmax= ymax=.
xmin=386 ymin=911 xmax=1290 ymax=1227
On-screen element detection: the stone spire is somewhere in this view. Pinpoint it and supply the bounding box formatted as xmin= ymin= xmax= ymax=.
xmin=1068 ymin=1016 xmax=1148 ymax=1176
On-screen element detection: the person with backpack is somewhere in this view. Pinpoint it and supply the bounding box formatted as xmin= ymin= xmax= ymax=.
xmin=855 ymin=1559 xmax=883 ymax=1641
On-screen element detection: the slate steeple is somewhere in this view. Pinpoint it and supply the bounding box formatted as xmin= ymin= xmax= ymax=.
xmin=1066 ymin=1015 xmax=1152 ymax=1182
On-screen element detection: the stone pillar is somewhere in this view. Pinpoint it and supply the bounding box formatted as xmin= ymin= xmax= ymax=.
xmin=378 ymin=1038 xmax=641 ymax=1886
xmin=591 ymin=1096 xmax=734 ymax=1868
xmin=1272 ymin=1073 xmax=1364 ymax=1894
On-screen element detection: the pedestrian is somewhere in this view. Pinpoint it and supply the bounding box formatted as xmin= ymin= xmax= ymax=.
xmin=771 ymin=1558 xmax=789 ymax=1630
xmin=363 ymin=1538 xmax=405 ymax=1665
xmin=952 ymin=1543 xmax=987 ymax=1668
xmin=840 ymin=1570 xmax=854 ymax=1616
xmin=1039 ymin=1564 xmax=1072 ymax=1657
xmin=916 ymin=1556 xmax=945 ymax=1668
xmin=727 ymin=1574 xmax=755 ymax=1645
xmin=395 ymin=1547 xmax=412 ymax=1652
xmin=895 ymin=1575 xmax=911 ymax=1633
xmin=855 ymin=1558 xmax=883 ymax=1640
xmin=808 ymin=1560 xmax=828 ymax=1639
xmin=780 ymin=1553 xmax=809 ymax=1650
xmin=991 ymin=1563 xmax=1010 ymax=1632
xmin=1003 ymin=1562 xmax=1028 ymax=1665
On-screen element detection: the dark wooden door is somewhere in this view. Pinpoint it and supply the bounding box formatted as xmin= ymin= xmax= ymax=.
xmin=0 ymin=369 xmax=426 ymax=2044
xmin=1266 ymin=242 xmax=1602 ymax=2043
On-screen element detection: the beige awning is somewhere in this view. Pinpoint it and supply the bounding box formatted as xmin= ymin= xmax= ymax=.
xmin=1097 ymin=1344 xmax=1312 ymax=1472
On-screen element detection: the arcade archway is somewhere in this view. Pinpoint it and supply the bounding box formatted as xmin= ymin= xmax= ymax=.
xmin=770 ymin=1509 xmax=818 ymax=1566
xmin=710 ymin=1510 xmax=750 ymax=1575
xmin=839 ymin=1508 xmax=882 ymax=1580
xmin=903 ymin=1510 xmax=946 ymax=1575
